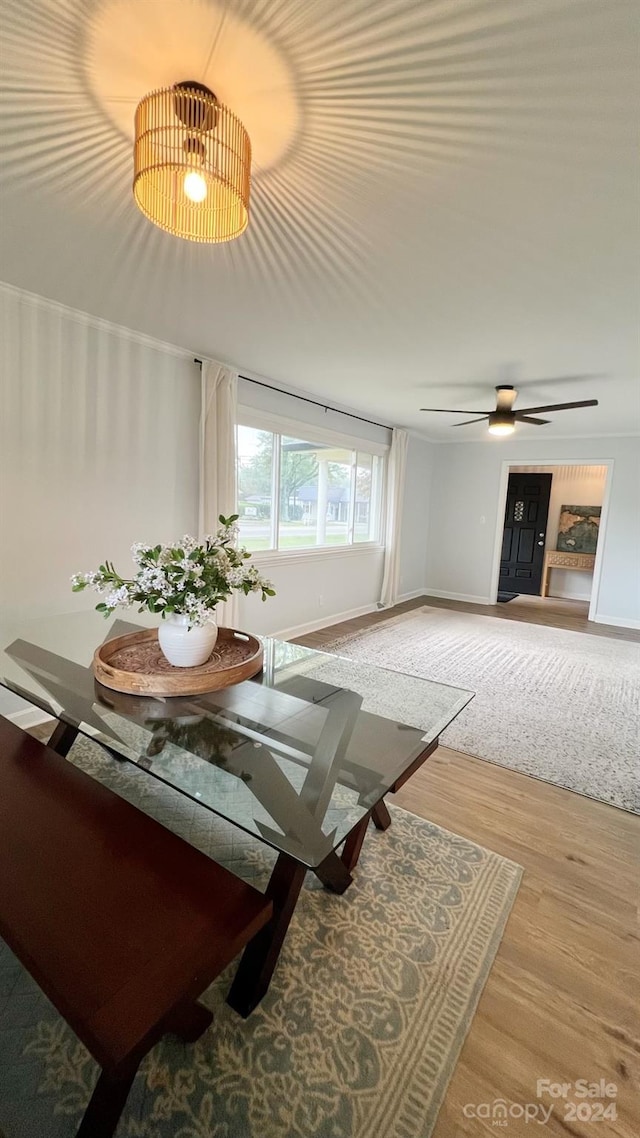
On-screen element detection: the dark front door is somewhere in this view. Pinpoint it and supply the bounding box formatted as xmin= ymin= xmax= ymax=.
xmin=499 ymin=472 xmax=552 ymax=595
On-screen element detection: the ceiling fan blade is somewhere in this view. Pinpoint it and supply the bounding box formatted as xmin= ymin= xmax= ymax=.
xmin=517 ymin=374 xmax=603 ymax=388
xmin=515 ymin=415 xmax=551 ymax=425
xmin=420 ymin=408 xmax=488 ymax=414
xmin=452 ymin=416 xmax=489 ymax=426
xmin=514 ymin=399 xmax=599 ymax=415
xmin=496 ymin=386 xmax=517 ymax=411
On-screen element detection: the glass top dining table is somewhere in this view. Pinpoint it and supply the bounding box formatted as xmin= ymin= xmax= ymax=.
xmin=0 ymin=609 xmax=474 ymax=1015
xmin=0 ymin=610 xmax=473 ymax=870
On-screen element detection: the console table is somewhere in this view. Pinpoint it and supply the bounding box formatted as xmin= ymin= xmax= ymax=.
xmin=541 ymin=550 xmax=595 ymax=598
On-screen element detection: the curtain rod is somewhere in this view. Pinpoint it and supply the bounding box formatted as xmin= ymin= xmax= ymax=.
xmin=193 ymin=358 xmax=391 ymax=431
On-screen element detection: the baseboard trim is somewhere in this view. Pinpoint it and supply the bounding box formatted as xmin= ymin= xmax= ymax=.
xmin=592 ymin=614 xmax=640 ymax=630
xmin=423 ymin=589 xmax=493 ymax=606
xmin=6 ymin=706 xmax=54 ymax=730
xmin=396 ymin=588 xmax=429 ymax=604
xmin=548 ymin=591 xmax=592 ymax=602
xmin=275 ymin=602 xmax=379 ymax=641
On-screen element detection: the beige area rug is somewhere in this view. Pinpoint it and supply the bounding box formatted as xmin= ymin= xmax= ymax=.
xmin=326 ymin=606 xmax=640 ymax=813
xmin=0 ymin=737 xmax=521 ymax=1138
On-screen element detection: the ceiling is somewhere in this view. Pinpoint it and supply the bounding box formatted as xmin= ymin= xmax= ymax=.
xmin=0 ymin=0 xmax=638 ymax=440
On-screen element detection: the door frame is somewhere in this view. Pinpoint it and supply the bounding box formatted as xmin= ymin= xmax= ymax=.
xmin=489 ymin=458 xmax=614 ymax=621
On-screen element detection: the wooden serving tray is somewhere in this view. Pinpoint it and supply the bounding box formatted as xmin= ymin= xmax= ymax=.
xmin=93 ymin=626 xmax=263 ymax=696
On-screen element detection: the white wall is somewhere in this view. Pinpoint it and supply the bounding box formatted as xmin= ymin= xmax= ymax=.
xmin=237 ymin=375 xmax=391 ymax=451
xmin=511 ymin=464 xmax=607 ymax=599
xmin=237 ymin=545 xmax=386 ymax=639
xmin=0 ymin=284 xmax=200 ymax=713
xmin=0 ymin=286 xmax=433 ymax=722
xmin=233 ymin=379 xmax=432 ymax=638
xmin=425 ymin=436 xmax=640 ymax=627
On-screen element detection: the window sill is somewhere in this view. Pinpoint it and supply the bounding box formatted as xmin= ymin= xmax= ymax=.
xmin=250 ymin=543 xmax=386 ymax=568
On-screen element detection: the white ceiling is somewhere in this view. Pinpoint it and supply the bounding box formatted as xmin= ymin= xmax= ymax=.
xmin=1 ymin=0 xmax=638 ymax=440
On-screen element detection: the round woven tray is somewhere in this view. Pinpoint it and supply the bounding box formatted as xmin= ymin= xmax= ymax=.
xmin=92 ymin=626 xmax=263 ymax=696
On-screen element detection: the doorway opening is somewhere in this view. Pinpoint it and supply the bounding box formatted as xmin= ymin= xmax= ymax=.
xmin=491 ymin=462 xmax=612 ymax=620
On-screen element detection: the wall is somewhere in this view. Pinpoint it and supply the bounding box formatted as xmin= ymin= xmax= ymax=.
xmin=0 ymin=283 xmax=200 ymax=714
xmin=234 ymin=377 xmax=433 ymax=637
xmin=510 ymin=464 xmax=607 ymax=599
xmin=425 ymin=436 xmax=640 ymax=627
xmin=237 ymin=544 xmax=386 ymax=638
xmin=0 ymin=287 xmax=434 ymax=723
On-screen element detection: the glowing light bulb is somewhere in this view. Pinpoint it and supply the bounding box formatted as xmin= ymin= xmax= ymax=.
xmin=183 ymin=171 xmax=207 ymax=203
xmin=487 ymin=422 xmax=515 ymax=437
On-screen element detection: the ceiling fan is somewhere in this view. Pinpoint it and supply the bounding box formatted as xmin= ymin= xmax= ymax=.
xmin=420 ymin=385 xmax=598 ymax=436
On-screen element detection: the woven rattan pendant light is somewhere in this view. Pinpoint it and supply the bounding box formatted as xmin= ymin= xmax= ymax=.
xmin=133 ymin=81 xmax=251 ymax=243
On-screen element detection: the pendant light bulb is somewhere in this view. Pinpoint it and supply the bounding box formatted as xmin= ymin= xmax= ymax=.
xmin=183 ymin=170 xmax=207 ymax=203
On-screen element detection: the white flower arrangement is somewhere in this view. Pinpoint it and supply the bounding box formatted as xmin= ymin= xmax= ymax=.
xmin=71 ymin=515 xmax=275 ymax=625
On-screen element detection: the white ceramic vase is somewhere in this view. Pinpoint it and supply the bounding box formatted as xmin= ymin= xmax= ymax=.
xmin=157 ymin=614 xmax=218 ymax=667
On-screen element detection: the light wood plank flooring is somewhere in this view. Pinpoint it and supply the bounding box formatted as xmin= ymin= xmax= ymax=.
xmin=395 ymin=750 xmax=639 ymax=1138
xmin=24 ymin=597 xmax=638 ymax=1134
xmin=297 ymin=598 xmax=640 ymax=1137
xmin=295 ymin=592 xmax=640 ymax=648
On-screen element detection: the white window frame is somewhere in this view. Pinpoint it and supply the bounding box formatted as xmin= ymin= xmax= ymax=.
xmin=236 ymin=406 xmax=388 ymax=563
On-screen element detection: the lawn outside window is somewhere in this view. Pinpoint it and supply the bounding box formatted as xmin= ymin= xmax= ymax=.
xmin=236 ymin=411 xmax=387 ymax=556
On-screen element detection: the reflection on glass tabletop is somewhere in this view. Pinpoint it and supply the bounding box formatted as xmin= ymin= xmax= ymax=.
xmin=0 ymin=611 xmax=473 ymax=867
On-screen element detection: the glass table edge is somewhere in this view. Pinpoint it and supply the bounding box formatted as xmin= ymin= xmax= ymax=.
xmin=268 ymin=636 xmax=475 ymax=704
xmin=0 ymin=630 xmax=476 ymax=868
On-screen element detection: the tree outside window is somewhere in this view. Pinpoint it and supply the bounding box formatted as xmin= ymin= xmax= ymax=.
xmin=236 ymin=423 xmax=384 ymax=552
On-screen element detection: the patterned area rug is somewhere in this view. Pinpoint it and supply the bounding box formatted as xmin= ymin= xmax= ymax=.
xmin=0 ymin=738 xmax=521 ymax=1138
xmin=325 ymin=606 xmax=640 ymax=813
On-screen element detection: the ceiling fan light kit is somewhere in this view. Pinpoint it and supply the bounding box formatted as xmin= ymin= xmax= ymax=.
xmin=487 ymin=413 xmax=516 ymax=437
xmin=420 ymin=384 xmax=598 ymax=437
xmin=133 ymin=82 xmax=251 ymax=243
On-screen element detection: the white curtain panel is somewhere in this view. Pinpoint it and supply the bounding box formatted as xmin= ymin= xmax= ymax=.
xmin=379 ymin=428 xmax=409 ymax=608
xmin=198 ymin=359 xmax=240 ymax=628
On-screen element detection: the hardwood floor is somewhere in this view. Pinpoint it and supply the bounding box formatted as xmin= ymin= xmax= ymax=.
xmin=24 ymin=596 xmax=638 ymax=1135
xmin=297 ymin=598 xmax=640 ymax=1137
xmin=395 ymin=750 xmax=639 ymax=1138
xmin=294 ymin=592 xmax=640 ymax=648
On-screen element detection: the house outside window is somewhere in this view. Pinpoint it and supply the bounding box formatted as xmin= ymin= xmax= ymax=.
xmin=236 ymin=413 xmax=386 ymax=554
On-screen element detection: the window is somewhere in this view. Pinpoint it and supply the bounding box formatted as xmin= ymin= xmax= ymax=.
xmin=236 ymin=418 xmax=386 ymax=553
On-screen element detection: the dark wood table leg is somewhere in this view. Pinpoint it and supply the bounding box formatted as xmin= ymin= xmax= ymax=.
xmin=314 ymin=848 xmax=353 ymax=893
xmin=371 ymin=798 xmax=392 ymax=830
xmin=164 ymin=999 xmax=213 ymax=1042
xmin=227 ymin=740 xmax=442 ymax=1017
xmin=47 ymin=720 xmax=79 ymax=757
xmin=340 ymin=799 xmax=393 ymax=875
xmin=340 ymin=812 xmax=371 ymax=872
xmin=76 ymin=1065 xmax=137 ymax=1138
xmin=227 ymin=853 xmax=307 ymax=1018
